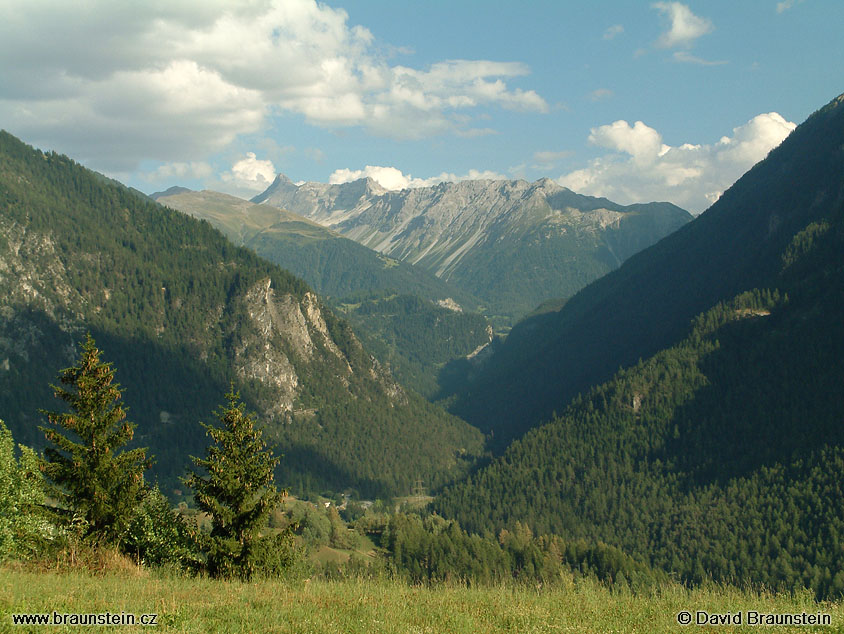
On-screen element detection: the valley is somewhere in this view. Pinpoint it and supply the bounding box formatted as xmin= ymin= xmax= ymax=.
xmin=3 ymin=2 xmax=843 ymax=629
xmin=2 ymin=86 xmax=844 ymax=626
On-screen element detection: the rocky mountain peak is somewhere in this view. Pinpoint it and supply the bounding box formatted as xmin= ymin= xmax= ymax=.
xmin=252 ymin=174 xmax=691 ymax=321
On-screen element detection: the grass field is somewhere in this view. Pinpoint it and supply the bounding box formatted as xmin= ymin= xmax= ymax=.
xmin=2 ymin=566 xmax=843 ymax=633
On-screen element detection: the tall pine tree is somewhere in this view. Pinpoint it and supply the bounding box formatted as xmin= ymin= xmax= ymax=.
xmin=187 ymin=389 xmax=285 ymax=579
xmin=39 ymin=334 xmax=149 ymax=545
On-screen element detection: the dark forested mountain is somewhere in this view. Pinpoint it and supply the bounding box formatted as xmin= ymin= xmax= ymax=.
xmin=253 ymin=175 xmax=691 ymax=324
xmin=0 ymin=130 xmax=484 ymax=498
xmin=154 ymin=189 xmax=491 ymax=396
xmin=448 ymin=93 xmax=844 ymax=448
xmin=434 ymin=93 xmax=844 ymax=597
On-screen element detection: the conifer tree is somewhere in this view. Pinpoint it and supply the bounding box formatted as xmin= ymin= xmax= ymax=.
xmin=187 ymin=389 xmax=284 ymax=579
xmin=39 ymin=334 xmax=149 ymax=545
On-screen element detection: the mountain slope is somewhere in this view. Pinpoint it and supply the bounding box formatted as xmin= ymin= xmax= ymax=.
xmin=333 ymin=293 xmax=492 ymax=398
xmin=433 ymin=93 xmax=844 ymax=597
xmin=253 ymin=176 xmax=691 ymax=323
xmin=153 ymin=189 xmax=478 ymax=308
xmin=0 ymin=130 xmax=484 ymax=498
xmin=154 ymin=189 xmax=491 ymax=396
xmin=449 ymin=93 xmax=844 ymax=446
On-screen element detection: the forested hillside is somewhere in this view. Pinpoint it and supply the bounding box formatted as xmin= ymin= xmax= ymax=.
xmin=0 ymin=130 xmax=484 ymax=498
xmin=156 ymin=190 xmax=491 ymax=396
xmin=334 ymin=293 xmax=491 ymax=397
xmin=448 ymin=93 xmax=844 ymax=448
xmin=435 ymin=94 xmax=844 ymax=597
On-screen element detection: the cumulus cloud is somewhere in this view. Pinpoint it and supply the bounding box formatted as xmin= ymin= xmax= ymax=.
xmin=559 ymin=112 xmax=796 ymax=213
xmin=0 ymin=0 xmax=548 ymax=170
xmin=1 ymin=58 xmax=265 ymax=172
xmin=652 ymin=2 xmax=714 ymax=49
xmin=329 ymin=165 xmax=507 ymax=191
xmin=221 ymin=153 xmax=277 ymax=192
xmin=589 ymin=120 xmax=668 ymax=164
xmin=330 ymin=166 xmax=412 ymax=191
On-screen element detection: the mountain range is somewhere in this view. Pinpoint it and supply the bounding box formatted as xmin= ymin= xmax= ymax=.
xmin=152 ymin=188 xmax=478 ymax=309
xmin=253 ymin=175 xmax=691 ymax=324
xmin=152 ymin=189 xmax=491 ymax=397
xmin=0 ymin=130 xmax=484 ymax=499
xmin=155 ymin=178 xmax=689 ymax=398
xmin=3 ymin=85 xmax=844 ymax=599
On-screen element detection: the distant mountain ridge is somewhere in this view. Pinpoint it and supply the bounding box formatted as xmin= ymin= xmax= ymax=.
xmin=151 ymin=185 xmax=191 ymax=198
xmin=253 ymin=175 xmax=692 ymax=323
xmin=154 ymin=188 xmax=477 ymax=308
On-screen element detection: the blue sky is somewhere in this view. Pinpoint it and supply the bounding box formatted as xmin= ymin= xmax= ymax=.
xmin=1 ymin=0 xmax=841 ymax=212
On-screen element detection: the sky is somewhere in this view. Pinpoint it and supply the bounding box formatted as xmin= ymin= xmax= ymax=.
xmin=1 ymin=0 xmax=842 ymax=213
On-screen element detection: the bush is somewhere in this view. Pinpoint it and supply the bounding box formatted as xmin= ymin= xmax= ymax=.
xmin=124 ymin=486 xmax=200 ymax=569
xmin=0 ymin=420 xmax=54 ymax=561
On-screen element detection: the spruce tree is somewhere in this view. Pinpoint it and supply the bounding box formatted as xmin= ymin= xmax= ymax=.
xmin=187 ymin=389 xmax=284 ymax=579
xmin=39 ymin=334 xmax=149 ymax=545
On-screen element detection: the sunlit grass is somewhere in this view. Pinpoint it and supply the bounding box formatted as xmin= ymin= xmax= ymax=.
xmin=2 ymin=566 xmax=843 ymax=633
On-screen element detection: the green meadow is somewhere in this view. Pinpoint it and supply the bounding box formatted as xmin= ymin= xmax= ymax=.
xmin=3 ymin=566 xmax=843 ymax=634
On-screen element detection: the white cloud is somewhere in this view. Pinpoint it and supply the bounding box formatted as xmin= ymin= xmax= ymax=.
xmin=776 ymin=0 xmax=805 ymax=13
xmin=588 ymin=120 xmax=669 ymax=165
xmin=328 ymin=165 xmax=507 ymax=191
xmin=603 ymin=25 xmax=624 ymax=40
xmin=589 ymin=88 xmax=615 ymax=101
xmin=652 ymin=2 xmax=714 ymax=49
xmin=559 ymin=112 xmax=796 ymax=213
xmin=142 ymin=161 xmax=214 ymax=183
xmin=672 ymin=51 xmax=727 ymax=66
xmin=1 ymin=58 xmax=266 ymax=171
xmin=330 ymin=166 xmax=412 ymax=190
xmin=221 ymin=152 xmax=277 ymax=192
xmin=352 ymin=60 xmax=548 ymax=140
xmin=0 ymin=0 xmax=548 ymax=169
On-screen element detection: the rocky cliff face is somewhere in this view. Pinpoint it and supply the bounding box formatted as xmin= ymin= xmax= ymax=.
xmin=0 ymin=217 xmax=90 ymax=374
xmin=233 ymin=279 xmax=407 ymax=419
xmin=254 ymin=176 xmax=692 ymax=321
